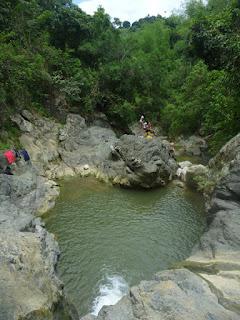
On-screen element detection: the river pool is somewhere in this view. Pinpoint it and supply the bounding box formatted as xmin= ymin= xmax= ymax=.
xmin=44 ymin=176 xmax=206 ymax=316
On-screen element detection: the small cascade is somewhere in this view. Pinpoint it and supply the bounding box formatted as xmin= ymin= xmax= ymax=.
xmin=91 ymin=274 xmax=129 ymax=316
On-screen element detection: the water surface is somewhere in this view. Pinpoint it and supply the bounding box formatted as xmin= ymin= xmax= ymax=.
xmin=44 ymin=177 xmax=206 ymax=316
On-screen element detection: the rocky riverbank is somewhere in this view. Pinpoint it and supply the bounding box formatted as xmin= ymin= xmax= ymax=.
xmin=81 ymin=134 xmax=240 ymax=320
xmin=0 ymin=111 xmax=178 ymax=319
xmin=1 ymin=110 xmax=239 ymax=320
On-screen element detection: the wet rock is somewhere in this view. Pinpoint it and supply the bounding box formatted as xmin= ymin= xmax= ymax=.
xmin=82 ymin=268 xmax=239 ymax=320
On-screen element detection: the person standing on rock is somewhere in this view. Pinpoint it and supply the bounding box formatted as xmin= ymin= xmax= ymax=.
xmin=139 ymin=115 xmax=145 ymax=128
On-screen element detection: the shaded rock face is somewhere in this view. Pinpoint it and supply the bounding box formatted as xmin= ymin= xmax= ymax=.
xmin=12 ymin=111 xmax=177 ymax=188
xmin=176 ymin=135 xmax=208 ymax=158
xmin=81 ymin=137 xmax=240 ymax=320
xmin=0 ymin=165 xmax=77 ymax=320
xmin=209 ymin=133 xmax=240 ymax=170
xmin=200 ymin=160 xmax=240 ymax=251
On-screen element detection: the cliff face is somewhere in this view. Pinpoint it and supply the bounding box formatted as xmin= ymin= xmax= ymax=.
xmin=0 ymin=165 xmax=78 ymax=320
xmin=81 ymin=135 xmax=240 ymax=320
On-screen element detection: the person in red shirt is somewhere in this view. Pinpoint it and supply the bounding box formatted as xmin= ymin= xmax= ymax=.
xmin=0 ymin=150 xmax=17 ymax=175
xmin=4 ymin=150 xmax=16 ymax=165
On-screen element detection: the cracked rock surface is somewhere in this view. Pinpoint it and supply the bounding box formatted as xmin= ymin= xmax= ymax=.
xmin=12 ymin=111 xmax=177 ymax=188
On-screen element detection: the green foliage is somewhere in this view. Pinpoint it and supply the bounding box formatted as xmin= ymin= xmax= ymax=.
xmin=0 ymin=0 xmax=239 ymax=154
xmin=194 ymin=173 xmax=216 ymax=195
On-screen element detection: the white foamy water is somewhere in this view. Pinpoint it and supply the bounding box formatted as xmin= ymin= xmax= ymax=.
xmin=91 ymin=275 xmax=129 ymax=316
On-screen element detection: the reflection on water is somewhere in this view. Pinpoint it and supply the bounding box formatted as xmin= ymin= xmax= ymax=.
xmin=44 ymin=176 xmax=206 ymax=316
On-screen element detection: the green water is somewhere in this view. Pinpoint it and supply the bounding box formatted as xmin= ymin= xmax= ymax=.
xmin=44 ymin=176 xmax=206 ymax=316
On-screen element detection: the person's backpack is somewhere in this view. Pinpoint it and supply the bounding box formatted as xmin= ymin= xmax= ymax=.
xmin=20 ymin=149 xmax=30 ymax=162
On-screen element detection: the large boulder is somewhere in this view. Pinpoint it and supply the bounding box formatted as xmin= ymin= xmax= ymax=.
xmin=209 ymin=133 xmax=240 ymax=170
xmin=176 ymin=135 xmax=208 ymax=158
xmin=185 ymin=164 xmax=208 ymax=189
xmin=101 ymin=135 xmax=178 ymax=188
xmin=0 ymin=229 xmax=60 ymax=320
xmin=176 ymin=161 xmax=209 ymax=190
xmin=12 ymin=111 xmax=60 ymax=173
xmin=0 ymin=166 xmax=59 ymax=232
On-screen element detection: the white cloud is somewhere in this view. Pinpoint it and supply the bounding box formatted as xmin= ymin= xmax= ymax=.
xmin=77 ymin=0 xmax=184 ymax=23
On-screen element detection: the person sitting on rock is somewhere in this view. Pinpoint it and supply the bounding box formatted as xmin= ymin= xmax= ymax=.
xmin=19 ymin=149 xmax=31 ymax=163
xmin=143 ymin=121 xmax=155 ymax=138
xmin=0 ymin=149 xmax=18 ymax=175
xmin=143 ymin=121 xmax=148 ymax=131
xmin=4 ymin=149 xmax=17 ymax=165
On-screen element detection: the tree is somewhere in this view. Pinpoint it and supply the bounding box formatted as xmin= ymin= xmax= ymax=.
xmin=122 ymin=21 xmax=131 ymax=28
xmin=113 ymin=17 xmax=122 ymax=28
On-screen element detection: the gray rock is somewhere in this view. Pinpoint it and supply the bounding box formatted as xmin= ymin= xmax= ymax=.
xmin=14 ymin=111 xmax=177 ymax=188
xmin=104 ymin=135 xmax=178 ymax=188
xmin=11 ymin=114 xmax=34 ymax=133
xmin=185 ymin=164 xmax=208 ymax=189
xmin=0 ymin=162 xmax=74 ymax=319
xmin=0 ymin=230 xmax=65 ymax=320
xmin=209 ymin=133 xmax=240 ymax=170
xmin=177 ymin=135 xmax=208 ymax=157
xmin=82 ymin=269 xmax=239 ymax=320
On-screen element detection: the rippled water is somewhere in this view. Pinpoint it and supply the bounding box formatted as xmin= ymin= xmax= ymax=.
xmin=44 ymin=176 xmax=206 ymax=316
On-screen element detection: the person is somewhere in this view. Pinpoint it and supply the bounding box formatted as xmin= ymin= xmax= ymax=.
xmin=19 ymin=149 xmax=30 ymax=162
xmin=4 ymin=149 xmax=17 ymax=165
xmin=143 ymin=121 xmax=148 ymax=131
xmin=139 ymin=115 xmax=145 ymax=128
xmin=0 ymin=149 xmax=17 ymax=175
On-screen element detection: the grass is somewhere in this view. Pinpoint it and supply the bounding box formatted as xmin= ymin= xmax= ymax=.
xmin=0 ymin=123 xmax=21 ymax=152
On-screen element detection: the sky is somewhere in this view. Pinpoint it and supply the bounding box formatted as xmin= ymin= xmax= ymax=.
xmin=74 ymin=0 xmax=185 ymax=23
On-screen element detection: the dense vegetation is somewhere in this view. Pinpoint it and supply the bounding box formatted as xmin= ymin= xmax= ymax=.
xmin=0 ymin=0 xmax=240 ymax=152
